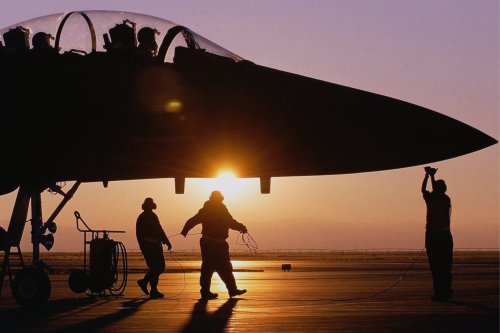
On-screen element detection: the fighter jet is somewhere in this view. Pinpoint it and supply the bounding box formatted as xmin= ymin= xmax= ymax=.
xmin=0 ymin=10 xmax=496 ymax=306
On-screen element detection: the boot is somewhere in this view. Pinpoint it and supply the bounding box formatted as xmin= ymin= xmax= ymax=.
xmin=200 ymin=290 xmax=219 ymax=299
xmin=137 ymin=279 xmax=149 ymax=295
xmin=149 ymin=289 xmax=164 ymax=299
xmin=229 ymin=289 xmax=247 ymax=297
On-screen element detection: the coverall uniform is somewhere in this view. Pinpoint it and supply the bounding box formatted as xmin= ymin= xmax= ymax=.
xmin=136 ymin=210 xmax=171 ymax=292
xmin=181 ymin=199 xmax=247 ymax=297
xmin=423 ymin=187 xmax=453 ymax=299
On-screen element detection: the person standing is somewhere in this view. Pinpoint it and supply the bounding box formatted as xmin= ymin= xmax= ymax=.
xmin=421 ymin=166 xmax=454 ymax=301
xmin=136 ymin=197 xmax=172 ymax=298
xmin=181 ymin=190 xmax=248 ymax=299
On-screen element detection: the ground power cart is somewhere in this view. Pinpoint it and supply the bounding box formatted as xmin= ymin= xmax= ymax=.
xmin=68 ymin=211 xmax=128 ymax=296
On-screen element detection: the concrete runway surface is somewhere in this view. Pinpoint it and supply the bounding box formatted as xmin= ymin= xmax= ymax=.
xmin=0 ymin=251 xmax=498 ymax=332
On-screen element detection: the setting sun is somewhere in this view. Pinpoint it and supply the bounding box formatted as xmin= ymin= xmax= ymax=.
xmin=210 ymin=170 xmax=240 ymax=193
xmin=198 ymin=170 xmax=255 ymax=201
xmin=217 ymin=170 xmax=237 ymax=180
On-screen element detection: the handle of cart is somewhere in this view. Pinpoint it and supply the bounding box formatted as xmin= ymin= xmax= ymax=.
xmin=74 ymin=210 xmax=125 ymax=239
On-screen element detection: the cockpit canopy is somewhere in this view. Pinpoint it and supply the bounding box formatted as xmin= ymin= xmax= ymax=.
xmin=0 ymin=10 xmax=244 ymax=63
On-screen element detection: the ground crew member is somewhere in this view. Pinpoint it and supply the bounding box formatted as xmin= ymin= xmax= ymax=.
xmin=181 ymin=190 xmax=248 ymax=299
xmin=422 ymin=166 xmax=454 ymax=301
xmin=136 ymin=197 xmax=172 ymax=298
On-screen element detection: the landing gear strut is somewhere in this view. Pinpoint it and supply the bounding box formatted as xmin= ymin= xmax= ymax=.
xmin=0 ymin=181 xmax=81 ymax=307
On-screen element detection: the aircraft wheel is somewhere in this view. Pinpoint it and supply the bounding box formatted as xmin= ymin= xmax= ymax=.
xmin=68 ymin=269 xmax=89 ymax=293
xmin=12 ymin=267 xmax=51 ymax=307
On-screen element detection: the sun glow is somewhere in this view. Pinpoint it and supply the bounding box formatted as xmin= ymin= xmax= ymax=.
xmin=217 ymin=170 xmax=237 ymax=181
xmin=201 ymin=170 xmax=254 ymax=201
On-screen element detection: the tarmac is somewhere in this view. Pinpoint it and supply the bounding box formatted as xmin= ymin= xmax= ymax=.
xmin=0 ymin=253 xmax=498 ymax=333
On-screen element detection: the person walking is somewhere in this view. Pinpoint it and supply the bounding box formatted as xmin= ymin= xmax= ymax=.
xmin=136 ymin=197 xmax=172 ymax=298
xmin=181 ymin=190 xmax=248 ymax=299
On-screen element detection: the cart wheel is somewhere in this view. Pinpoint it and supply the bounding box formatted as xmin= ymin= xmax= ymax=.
xmin=88 ymin=277 xmax=106 ymax=294
xmin=12 ymin=267 xmax=51 ymax=307
xmin=68 ymin=269 xmax=89 ymax=293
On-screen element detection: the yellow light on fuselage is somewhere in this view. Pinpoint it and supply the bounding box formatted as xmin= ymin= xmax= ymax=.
xmin=164 ymin=100 xmax=183 ymax=113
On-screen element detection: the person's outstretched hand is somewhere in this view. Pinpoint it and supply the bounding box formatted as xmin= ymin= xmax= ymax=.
xmin=424 ymin=166 xmax=437 ymax=176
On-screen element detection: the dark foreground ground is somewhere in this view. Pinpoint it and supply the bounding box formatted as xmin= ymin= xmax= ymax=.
xmin=0 ymin=251 xmax=498 ymax=333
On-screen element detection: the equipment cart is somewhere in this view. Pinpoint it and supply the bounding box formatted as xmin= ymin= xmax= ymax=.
xmin=68 ymin=211 xmax=128 ymax=296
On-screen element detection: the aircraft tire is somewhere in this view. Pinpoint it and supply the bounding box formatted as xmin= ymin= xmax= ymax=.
xmin=12 ymin=267 xmax=51 ymax=307
xmin=68 ymin=269 xmax=89 ymax=293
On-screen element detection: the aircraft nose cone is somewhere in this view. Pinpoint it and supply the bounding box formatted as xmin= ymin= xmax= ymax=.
xmin=239 ymin=67 xmax=498 ymax=175
xmin=410 ymin=112 xmax=497 ymax=164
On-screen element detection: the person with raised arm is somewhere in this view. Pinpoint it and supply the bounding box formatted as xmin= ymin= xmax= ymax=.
xmin=421 ymin=166 xmax=454 ymax=301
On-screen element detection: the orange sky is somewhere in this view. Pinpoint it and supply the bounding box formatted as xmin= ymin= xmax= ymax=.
xmin=0 ymin=1 xmax=498 ymax=252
